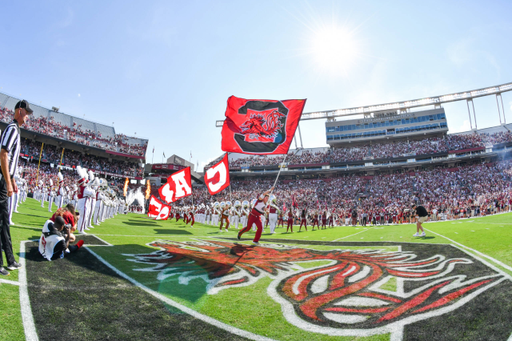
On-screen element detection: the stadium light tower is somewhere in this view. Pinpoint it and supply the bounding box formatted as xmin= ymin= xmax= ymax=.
xmin=214 ymin=82 xmax=512 ymax=127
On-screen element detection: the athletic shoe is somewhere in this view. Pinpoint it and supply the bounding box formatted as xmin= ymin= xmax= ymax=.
xmin=85 ymin=227 xmax=91 ymax=231
xmin=0 ymin=267 xmax=9 ymax=276
xmin=9 ymin=221 xmax=15 ymax=225
xmin=225 ymin=229 xmax=229 ymax=232
xmin=219 ymin=229 xmax=223 ymax=233
xmin=413 ymin=233 xmax=419 ymax=237
xmin=252 ymin=241 xmax=259 ymax=246
xmin=420 ymin=232 xmax=426 ymax=237
xmin=6 ymin=261 xmax=21 ymax=271
xmin=237 ymin=232 xmax=241 ymax=240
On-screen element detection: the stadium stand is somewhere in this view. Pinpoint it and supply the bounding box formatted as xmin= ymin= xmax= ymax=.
xmin=0 ymin=92 xmax=148 ymax=158
xmin=196 ymin=119 xmax=512 ymax=224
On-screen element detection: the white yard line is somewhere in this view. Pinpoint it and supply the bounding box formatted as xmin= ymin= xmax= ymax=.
xmin=87 ymin=234 xmax=113 ymax=246
xmin=85 ymin=247 xmax=276 ymax=341
xmin=0 ymin=278 xmax=20 ymax=285
xmin=333 ymin=228 xmax=373 ymax=242
xmin=424 ymin=228 xmax=512 ymax=275
xmin=19 ymin=241 xmax=39 ymax=341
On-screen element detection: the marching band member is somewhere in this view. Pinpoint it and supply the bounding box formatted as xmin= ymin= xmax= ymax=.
xmin=219 ymin=201 xmax=230 ymax=232
xmin=231 ymin=201 xmax=241 ymax=229
xmin=212 ymin=202 xmax=220 ymax=226
xmin=57 ymin=172 xmax=65 ymax=209
xmin=48 ymin=179 xmax=55 ymax=212
xmin=268 ymin=195 xmax=280 ymax=234
xmin=240 ymin=201 xmax=249 ymax=229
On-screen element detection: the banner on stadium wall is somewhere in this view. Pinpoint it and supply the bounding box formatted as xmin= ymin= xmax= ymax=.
xmin=148 ymin=195 xmax=170 ymax=220
xmin=158 ymin=167 xmax=192 ymax=203
xmin=221 ymin=96 xmax=306 ymax=155
xmin=204 ymin=153 xmax=230 ymax=195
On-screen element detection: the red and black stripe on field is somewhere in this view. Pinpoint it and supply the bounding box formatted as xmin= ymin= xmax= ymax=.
xmin=24 ymin=242 xmax=248 ymax=341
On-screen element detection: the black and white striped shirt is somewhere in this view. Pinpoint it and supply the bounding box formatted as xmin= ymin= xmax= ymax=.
xmin=0 ymin=120 xmax=21 ymax=178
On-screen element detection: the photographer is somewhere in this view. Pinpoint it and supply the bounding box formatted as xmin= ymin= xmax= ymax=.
xmin=39 ymin=216 xmax=84 ymax=261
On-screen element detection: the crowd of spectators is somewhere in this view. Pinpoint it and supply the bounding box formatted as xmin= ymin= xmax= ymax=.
xmin=20 ymin=160 xmax=125 ymax=194
xmin=20 ymin=139 xmax=143 ymax=178
xmin=184 ymin=160 xmax=512 ymax=224
xmin=0 ymin=105 xmax=148 ymax=157
xmin=221 ymin=133 xmax=512 ymax=169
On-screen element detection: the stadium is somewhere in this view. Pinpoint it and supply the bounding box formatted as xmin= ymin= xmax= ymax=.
xmin=1 ymin=3 xmax=512 ymax=341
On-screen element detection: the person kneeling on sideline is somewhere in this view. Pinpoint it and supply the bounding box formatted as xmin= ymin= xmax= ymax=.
xmin=39 ymin=216 xmax=84 ymax=261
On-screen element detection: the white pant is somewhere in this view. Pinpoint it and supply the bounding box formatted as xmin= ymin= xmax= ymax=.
xmin=231 ymin=215 xmax=240 ymax=229
xmin=269 ymin=213 xmax=278 ymax=233
xmin=77 ymin=198 xmax=91 ymax=233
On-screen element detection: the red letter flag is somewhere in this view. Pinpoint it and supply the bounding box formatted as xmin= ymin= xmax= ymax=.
xmin=148 ymin=195 xmax=170 ymax=220
xmin=159 ymin=167 xmax=193 ymax=203
xmin=221 ymin=96 xmax=306 ymax=155
xmin=204 ymin=153 xmax=230 ymax=195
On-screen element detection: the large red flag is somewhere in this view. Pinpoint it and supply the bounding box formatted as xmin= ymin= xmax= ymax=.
xmin=158 ymin=167 xmax=193 ymax=203
xmin=148 ymin=195 xmax=170 ymax=220
xmin=204 ymin=153 xmax=230 ymax=195
xmin=221 ymin=96 xmax=306 ymax=155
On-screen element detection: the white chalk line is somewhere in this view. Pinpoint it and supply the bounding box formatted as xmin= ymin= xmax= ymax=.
xmin=85 ymin=247 xmax=276 ymax=341
xmin=19 ymin=241 xmax=39 ymax=341
xmin=424 ymin=228 xmax=512 ymax=275
xmin=0 ymin=278 xmax=20 ymax=286
xmin=333 ymin=228 xmax=374 ymax=242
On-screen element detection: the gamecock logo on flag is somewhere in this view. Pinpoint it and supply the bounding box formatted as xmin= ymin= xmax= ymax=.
xmin=204 ymin=154 xmax=230 ymax=195
xmin=158 ymin=167 xmax=192 ymax=203
xmin=147 ymin=195 xmax=170 ymax=220
xmin=126 ymin=240 xmax=511 ymax=340
xmin=221 ymin=96 xmax=306 ymax=155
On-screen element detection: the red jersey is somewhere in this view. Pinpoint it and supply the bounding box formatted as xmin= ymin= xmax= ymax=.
xmin=51 ymin=211 xmax=75 ymax=227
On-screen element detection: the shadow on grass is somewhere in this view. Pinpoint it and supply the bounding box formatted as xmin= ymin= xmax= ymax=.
xmin=154 ymin=229 xmax=193 ymax=235
xmin=24 ymin=242 xmax=246 ymax=341
xmin=128 ymin=218 xmax=157 ymax=223
xmin=122 ymin=221 xmax=159 ymax=226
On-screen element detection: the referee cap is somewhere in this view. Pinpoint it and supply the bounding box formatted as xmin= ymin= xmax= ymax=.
xmin=14 ymin=100 xmax=33 ymax=113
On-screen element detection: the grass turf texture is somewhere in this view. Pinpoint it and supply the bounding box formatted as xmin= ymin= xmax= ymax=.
xmin=0 ymin=198 xmax=511 ymax=341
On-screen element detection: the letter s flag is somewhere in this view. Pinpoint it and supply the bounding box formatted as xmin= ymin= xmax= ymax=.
xmin=159 ymin=167 xmax=193 ymax=203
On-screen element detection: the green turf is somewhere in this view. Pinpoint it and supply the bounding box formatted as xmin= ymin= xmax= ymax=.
xmin=2 ymin=198 xmax=512 ymax=341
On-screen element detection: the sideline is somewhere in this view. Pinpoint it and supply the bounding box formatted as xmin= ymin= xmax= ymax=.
xmin=85 ymin=247 xmax=276 ymax=341
xmin=19 ymin=241 xmax=39 ymax=341
xmin=424 ymin=228 xmax=512 ymax=275
xmin=332 ymin=227 xmax=373 ymax=242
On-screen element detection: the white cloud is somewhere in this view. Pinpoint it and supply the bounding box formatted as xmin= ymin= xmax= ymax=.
xmin=452 ymin=119 xmax=472 ymax=133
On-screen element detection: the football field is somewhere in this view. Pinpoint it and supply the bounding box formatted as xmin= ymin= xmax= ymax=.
xmin=1 ymin=199 xmax=511 ymax=341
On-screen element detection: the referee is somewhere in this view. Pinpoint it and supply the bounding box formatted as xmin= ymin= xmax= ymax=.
xmin=0 ymin=100 xmax=32 ymax=276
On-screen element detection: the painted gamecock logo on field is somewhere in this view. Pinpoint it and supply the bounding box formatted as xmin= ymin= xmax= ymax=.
xmin=126 ymin=240 xmax=508 ymax=339
xmin=234 ymin=100 xmax=289 ymax=153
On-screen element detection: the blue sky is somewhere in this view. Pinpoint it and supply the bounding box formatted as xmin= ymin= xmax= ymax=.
xmin=1 ymin=0 xmax=512 ymax=170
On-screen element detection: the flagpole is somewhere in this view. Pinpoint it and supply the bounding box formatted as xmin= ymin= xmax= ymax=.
xmin=270 ymin=149 xmax=299 ymax=193
xmin=227 ymin=152 xmax=233 ymax=202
